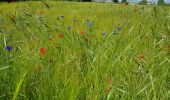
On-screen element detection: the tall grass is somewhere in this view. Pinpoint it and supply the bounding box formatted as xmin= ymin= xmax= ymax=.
xmin=0 ymin=1 xmax=170 ymax=99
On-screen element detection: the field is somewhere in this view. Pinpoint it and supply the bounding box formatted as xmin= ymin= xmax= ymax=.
xmin=0 ymin=1 xmax=170 ymax=100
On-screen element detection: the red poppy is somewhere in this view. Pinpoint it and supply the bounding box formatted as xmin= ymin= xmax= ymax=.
xmin=39 ymin=48 xmax=46 ymax=56
xmin=80 ymin=30 xmax=85 ymax=35
xmin=59 ymin=34 xmax=64 ymax=38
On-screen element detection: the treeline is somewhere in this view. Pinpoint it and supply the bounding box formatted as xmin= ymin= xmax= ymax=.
xmin=0 ymin=0 xmax=91 ymax=2
xmin=0 ymin=0 xmax=167 ymax=4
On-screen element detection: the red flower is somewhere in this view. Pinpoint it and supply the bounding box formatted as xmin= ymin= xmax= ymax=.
xmin=39 ymin=48 xmax=46 ymax=56
xmin=138 ymin=53 xmax=145 ymax=60
xmin=105 ymin=87 xmax=112 ymax=94
xmin=80 ymin=30 xmax=85 ymax=35
xmin=48 ymin=37 xmax=52 ymax=40
xmin=59 ymin=34 xmax=64 ymax=38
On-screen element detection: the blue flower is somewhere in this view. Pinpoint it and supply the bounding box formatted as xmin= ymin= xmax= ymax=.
xmin=86 ymin=20 xmax=93 ymax=26
xmin=5 ymin=46 xmax=13 ymax=52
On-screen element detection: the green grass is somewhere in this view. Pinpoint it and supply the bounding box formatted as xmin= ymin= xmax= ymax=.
xmin=0 ymin=1 xmax=170 ymax=100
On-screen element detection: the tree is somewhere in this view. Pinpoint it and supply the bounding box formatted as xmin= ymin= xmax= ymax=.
xmin=157 ymin=0 xmax=164 ymax=5
xmin=139 ymin=0 xmax=147 ymax=5
xmin=122 ymin=0 xmax=126 ymax=3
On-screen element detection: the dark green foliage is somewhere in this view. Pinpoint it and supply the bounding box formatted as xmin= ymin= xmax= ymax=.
xmin=122 ymin=0 xmax=126 ymax=3
xmin=157 ymin=0 xmax=165 ymax=5
xmin=139 ymin=0 xmax=147 ymax=5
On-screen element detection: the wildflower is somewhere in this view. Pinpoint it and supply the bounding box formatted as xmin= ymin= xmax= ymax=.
xmin=39 ymin=10 xmax=45 ymax=14
xmin=112 ymin=30 xmax=117 ymax=34
xmin=80 ymin=30 xmax=85 ymax=35
xmin=166 ymin=45 xmax=170 ymax=51
xmin=48 ymin=37 xmax=52 ymax=40
xmin=117 ymin=26 xmax=122 ymax=30
xmin=39 ymin=48 xmax=46 ymax=56
xmin=49 ymin=59 xmax=54 ymax=63
xmin=102 ymin=32 xmax=106 ymax=36
xmin=48 ymin=34 xmax=52 ymax=40
xmin=68 ymin=26 xmax=71 ymax=30
xmin=107 ymin=79 xmax=113 ymax=85
xmin=73 ymin=19 xmax=76 ymax=23
xmin=86 ymin=20 xmax=93 ymax=26
xmin=59 ymin=33 xmax=64 ymax=38
xmin=138 ymin=53 xmax=145 ymax=60
xmin=5 ymin=46 xmax=13 ymax=52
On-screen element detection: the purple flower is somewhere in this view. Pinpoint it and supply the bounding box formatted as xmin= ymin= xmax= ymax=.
xmin=5 ymin=46 xmax=13 ymax=52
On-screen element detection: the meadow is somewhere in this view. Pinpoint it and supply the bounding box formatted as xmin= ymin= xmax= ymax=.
xmin=0 ymin=1 xmax=170 ymax=100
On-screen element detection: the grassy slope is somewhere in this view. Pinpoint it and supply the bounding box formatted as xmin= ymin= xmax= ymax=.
xmin=0 ymin=1 xmax=170 ymax=100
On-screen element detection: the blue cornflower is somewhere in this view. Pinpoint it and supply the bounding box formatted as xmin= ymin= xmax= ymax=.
xmin=86 ymin=20 xmax=93 ymax=26
xmin=5 ymin=46 xmax=13 ymax=52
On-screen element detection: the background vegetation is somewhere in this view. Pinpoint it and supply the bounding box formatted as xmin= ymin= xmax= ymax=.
xmin=0 ymin=1 xmax=170 ymax=100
